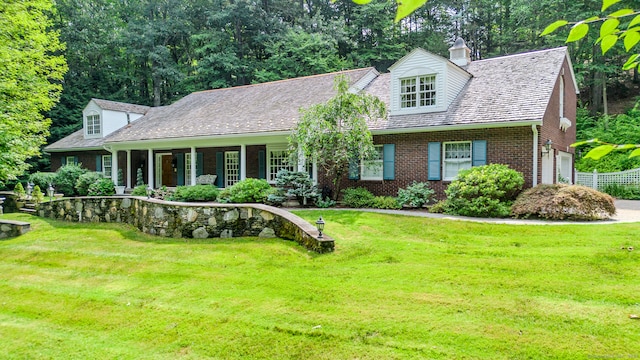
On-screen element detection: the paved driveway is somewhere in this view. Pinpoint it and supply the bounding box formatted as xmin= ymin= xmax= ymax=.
xmin=315 ymin=200 xmax=640 ymax=225
xmin=613 ymin=200 xmax=640 ymax=223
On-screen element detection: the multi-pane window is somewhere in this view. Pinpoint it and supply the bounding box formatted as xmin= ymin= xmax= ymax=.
xmin=86 ymin=113 xmax=101 ymax=135
xmin=419 ymin=75 xmax=436 ymax=106
xmin=267 ymin=146 xmax=313 ymax=182
xmin=225 ymin=151 xmax=239 ymax=187
xmin=361 ymin=145 xmax=383 ymax=180
xmin=268 ymin=147 xmax=294 ymax=182
xmin=102 ymin=155 xmax=112 ymax=178
xmin=400 ymin=75 xmax=436 ymax=108
xmin=184 ymin=153 xmax=200 ymax=186
xmin=66 ymin=156 xmax=76 ymax=165
xmin=443 ymin=142 xmax=471 ymax=180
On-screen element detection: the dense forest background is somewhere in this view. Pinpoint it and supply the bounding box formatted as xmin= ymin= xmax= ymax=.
xmin=45 ymin=0 xmax=640 ymax=167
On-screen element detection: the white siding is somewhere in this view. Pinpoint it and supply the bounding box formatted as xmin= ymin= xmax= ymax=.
xmin=82 ymin=101 xmax=103 ymax=139
xmin=389 ymin=49 xmax=471 ymax=116
xmin=82 ymin=99 xmax=147 ymax=139
xmin=446 ymin=63 xmax=471 ymax=105
xmin=102 ymin=110 xmax=130 ymax=136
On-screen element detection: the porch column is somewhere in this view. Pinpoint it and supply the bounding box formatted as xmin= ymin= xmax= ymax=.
xmin=148 ymin=149 xmax=154 ymax=188
xmin=111 ymin=150 xmax=118 ymax=183
xmin=297 ymin=146 xmax=306 ymax=173
xmin=190 ymin=146 xmax=196 ymax=185
xmin=240 ymin=144 xmax=246 ymax=180
xmin=312 ymin=160 xmax=318 ymax=185
xmin=126 ymin=150 xmax=132 ymax=189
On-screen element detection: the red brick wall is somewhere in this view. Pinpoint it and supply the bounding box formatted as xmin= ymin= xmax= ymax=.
xmin=538 ymin=58 xmax=578 ymax=184
xmin=318 ymin=126 xmax=535 ymax=200
xmin=50 ymin=150 xmax=111 ymax=173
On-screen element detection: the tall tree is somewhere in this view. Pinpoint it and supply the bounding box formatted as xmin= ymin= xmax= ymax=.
xmin=0 ymin=0 xmax=67 ymax=185
xmin=289 ymin=76 xmax=386 ymax=200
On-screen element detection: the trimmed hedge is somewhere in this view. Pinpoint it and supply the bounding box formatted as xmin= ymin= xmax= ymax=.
xmin=171 ymin=185 xmax=219 ymax=202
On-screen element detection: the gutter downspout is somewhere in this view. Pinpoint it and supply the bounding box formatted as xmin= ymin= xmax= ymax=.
xmin=531 ymin=125 xmax=538 ymax=187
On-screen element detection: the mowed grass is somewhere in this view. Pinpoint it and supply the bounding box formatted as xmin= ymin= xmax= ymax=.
xmin=0 ymin=212 xmax=639 ymax=359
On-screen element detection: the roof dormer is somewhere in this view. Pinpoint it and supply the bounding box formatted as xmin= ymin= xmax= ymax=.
xmin=389 ymin=47 xmax=472 ymax=116
xmin=82 ymin=99 xmax=150 ymax=140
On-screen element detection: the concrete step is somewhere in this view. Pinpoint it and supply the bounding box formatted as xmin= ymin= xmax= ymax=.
xmin=19 ymin=208 xmax=37 ymax=214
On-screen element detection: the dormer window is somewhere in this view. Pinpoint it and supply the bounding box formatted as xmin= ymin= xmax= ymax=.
xmin=400 ymin=75 xmax=436 ymax=109
xmin=86 ymin=112 xmax=101 ymax=136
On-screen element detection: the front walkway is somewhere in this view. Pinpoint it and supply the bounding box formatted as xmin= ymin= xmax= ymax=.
xmin=298 ymin=200 xmax=640 ymax=225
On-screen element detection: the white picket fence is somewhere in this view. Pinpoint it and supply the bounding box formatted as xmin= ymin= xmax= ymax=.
xmin=576 ymin=167 xmax=640 ymax=190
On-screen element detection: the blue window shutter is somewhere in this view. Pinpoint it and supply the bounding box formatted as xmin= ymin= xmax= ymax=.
xmin=196 ymin=152 xmax=204 ymax=176
xmin=216 ymin=152 xmax=224 ymax=187
xmin=74 ymin=156 xmax=79 ymax=165
xmin=176 ymin=154 xmax=185 ymax=186
xmin=383 ymin=144 xmax=395 ymax=180
xmin=472 ymin=140 xmax=487 ymax=167
xmin=428 ymin=142 xmax=441 ymax=181
xmin=258 ymin=150 xmax=266 ymax=179
xmin=61 ymin=156 xmax=67 ymax=166
xmin=96 ymin=155 xmax=102 ymax=172
xmin=348 ymin=157 xmax=360 ymax=180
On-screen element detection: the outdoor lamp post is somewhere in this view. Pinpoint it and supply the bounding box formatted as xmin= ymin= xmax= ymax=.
xmin=47 ymin=184 xmax=55 ymax=202
xmin=146 ymin=184 xmax=153 ymax=199
xmin=543 ymin=139 xmax=553 ymax=156
xmin=316 ymin=216 xmax=325 ymax=239
xmin=26 ymin=182 xmax=33 ymax=199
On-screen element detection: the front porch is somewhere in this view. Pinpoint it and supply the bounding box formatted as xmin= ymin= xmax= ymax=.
xmin=109 ymin=143 xmax=317 ymax=190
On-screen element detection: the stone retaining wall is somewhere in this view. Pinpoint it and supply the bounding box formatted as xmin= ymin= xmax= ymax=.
xmin=0 ymin=219 xmax=31 ymax=239
xmin=0 ymin=192 xmax=20 ymax=213
xmin=36 ymin=197 xmax=334 ymax=253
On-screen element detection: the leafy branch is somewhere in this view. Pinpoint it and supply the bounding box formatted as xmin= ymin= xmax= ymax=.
xmin=543 ymin=0 xmax=640 ymax=161
xmin=571 ymin=139 xmax=640 ymax=160
xmin=541 ymin=0 xmax=640 ymax=65
xmin=347 ymin=0 xmax=427 ymax=22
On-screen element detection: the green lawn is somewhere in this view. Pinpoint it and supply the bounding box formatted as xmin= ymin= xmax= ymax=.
xmin=0 ymin=212 xmax=639 ymax=359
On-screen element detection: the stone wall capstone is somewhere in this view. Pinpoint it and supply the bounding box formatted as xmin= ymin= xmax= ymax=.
xmin=0 ymin=219 xmax=31 ymax=239
xmin=36 ymin=197 xmax=334 ymax=253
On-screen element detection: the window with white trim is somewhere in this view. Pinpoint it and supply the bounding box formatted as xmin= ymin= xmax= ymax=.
xmin=86 ymin=113 xmax=101 ymax=135
xmin=400 ymin=75 xmax=436 ymax=109
xmin=360 ymin=145 xmax=384 ymax=180
xmin=225 ymin=151 xmax=239 ymax=187
xmin=443 ymin=141 xmax=471 ymax=180
xmin=102 ymin=155 xmax=112 ymax=178
xmin=267 ymin=146 xmax=294 ymax=182
xmin=184 ymin=153 xmax=200 ymax=186
xmin=66 ymin=156 xmax=76 ymax=165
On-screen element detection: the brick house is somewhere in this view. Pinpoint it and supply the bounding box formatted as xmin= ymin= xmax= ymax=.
xmin=46 ymin=39 xmax=577 ymax=198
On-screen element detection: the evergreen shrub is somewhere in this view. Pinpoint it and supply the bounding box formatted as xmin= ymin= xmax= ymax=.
xmin=28 ymin=172 xmax=57 ymax=191
xmin=341 ymin=187 xmax=375 ymax=208
xmin=87 ymin=178 xmax=115 ymax=196
xmin=443 ymin=164 xmax=524 ymax=217
xmin=219 ymin=178 xmax=272 ymax=203
xmin=54 ymin=164 xmax=88 ymax=196
xmin=171 ymin=185 xmax=219 ymax=202
xmin=76 ymin=172 xmax=103 ymax=196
